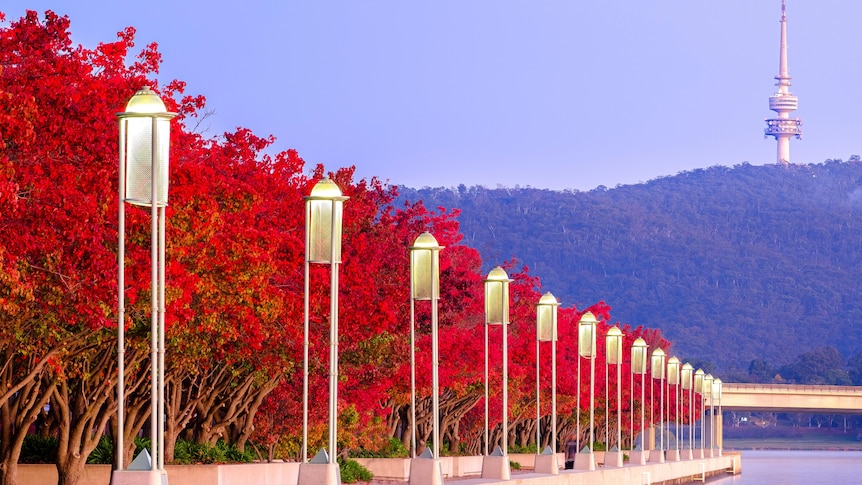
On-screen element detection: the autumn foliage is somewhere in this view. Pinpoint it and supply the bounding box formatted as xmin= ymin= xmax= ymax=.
xmin=0 ymin=10 xmax=690 ymax=485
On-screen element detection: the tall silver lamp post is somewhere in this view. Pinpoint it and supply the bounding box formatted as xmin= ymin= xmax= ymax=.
xmin=113 ymin=86 xmax=175 ymax=485
xmin=534 ymin=292 xmax=559 ymax=474
xmin=481 ymin=267 xmax=512 ymax=479
xmin=666 ymin=356 xmax=681 ymax=461
xmin=408 ymin=232 xmax=445 ymax=485
xmin=649 ymin=348 xmax=666 ymax=464
xmin=703 ymin=373 xmax=714 ymax=458
xmin=693 ymin=369 xmax=705 ymax=458
xmin=681 ymin=363 xmax=694 ymax=460
xmin=630 ymin=338 xmax=648 ymax=465
xmin=713 ymin=378 xmax=723 ymax=457
xmin=604 ymin=326 xmax=624 ymax=467
xmin=299 ymin=177 xmax=347 ymax=485
xmin=574 ymin=311 xmax=598 ymax=471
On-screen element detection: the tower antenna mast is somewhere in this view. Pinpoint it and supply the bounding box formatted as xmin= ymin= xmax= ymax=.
xmin=764 ymin=0 xmax=802 ymax=164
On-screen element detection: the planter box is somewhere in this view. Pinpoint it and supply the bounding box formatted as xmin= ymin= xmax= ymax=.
xmin=20 ymin=462 xmax=301 ymax=485
xmin=452 ymin=455 xmax=483 ymax=477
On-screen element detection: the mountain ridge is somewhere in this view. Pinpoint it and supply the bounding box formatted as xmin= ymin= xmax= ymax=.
xmin=396 ymin=159 xmax=862 ymax=374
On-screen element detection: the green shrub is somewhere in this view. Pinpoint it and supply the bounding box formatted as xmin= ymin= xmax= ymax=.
xmin=351 ymin=437 xmax=409 ymax=458
xmin=172 ymin=439 xmax=254 ymax=464
xmin=339 ymin=457 xmax=373 ymax=483
xmin=509 ymin=459 xmax=521 ymax=470
xmin=20 ymin=435 xmax=58 ymax=464
xmin=508 ymin=443 xmax=537 ymax=454
xmin=87 ymin=435 xmax=114 ymax=464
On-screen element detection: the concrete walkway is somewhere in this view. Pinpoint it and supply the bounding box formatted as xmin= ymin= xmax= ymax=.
xmin=364 ymin=454 xmax=740 ymax=485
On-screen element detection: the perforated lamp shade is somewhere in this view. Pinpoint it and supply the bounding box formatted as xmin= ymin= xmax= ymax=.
xmin=484 ymin=266 xmax=512 ymax=325
xmin=651 ymin=348 xmax=666 ymax=379
xmin=703 ymin=374 xmax=714 ymax=402
xmin=118 ymin=86 xmax=176 ymax=207
xmin=667 ymin=356 xmax=681 ymax=385
xmin=606 ymin=326 xmax=623 ymax=365
xmin=578 ymin=311 xmax=599 ymax=358
xmin=631 ymin=338 xmax=648 ymax=375
xmin=694 ymin=369 xmax=705 ymax=394
xmin=410 ymin=232 xmax=443 ymax=300
xmin=305 ymin=177 xmax=348 ymax=264
xmin=536 ymin=292 xmax=559 ymax=342
xmin=681 ymin=363 xmax=694 ymax=390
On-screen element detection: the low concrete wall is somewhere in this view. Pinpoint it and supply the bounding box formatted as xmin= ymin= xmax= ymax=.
xmin=453 ymin=455 xmax=483 ymax=477
xmin=353 ymin=457 xmax=411 ymax=481
xmin=508 ymin=452 xmax=566 ymax=470
xmin=20 ymin=464 xmax=112 ymax=485
xmin=20 ymin=462 xmax=301 ymax=485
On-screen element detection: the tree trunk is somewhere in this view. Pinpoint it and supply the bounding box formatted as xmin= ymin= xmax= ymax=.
xmin=56 ymin=455 xmax=86 ymax=485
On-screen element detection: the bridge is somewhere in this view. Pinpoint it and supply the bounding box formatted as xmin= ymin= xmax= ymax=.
xmin=720 ymin=383 xmax=862 ymax=414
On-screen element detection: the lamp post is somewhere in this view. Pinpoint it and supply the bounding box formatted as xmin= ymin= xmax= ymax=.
xmin=703 ymin=373 xmax=714 ymax=458
xmin=693 ymin=369 xmax=705 ymax=459
xmin=605 ymin=326 xmax=624 ymax=467
xmin=681 ymin=363 xmax=694 ymax=460
xmin=482 ymin=266 xmax=512 ymax=479
xmin=534 ymin=292 xmax=560 ymax=474
xmin=666 ymin=356 xmax=681 ymax=461
xmin=408 ymin=233 xmax=444 ymax=485
xmin=713 ymin=378 xmax=723 ymax=456
xmin=575 ymin=311 xmax=598 ymax=471
xmin=299 ymin=177 xmax=347 ymax=485
xmin=650 ymin=348 xmax=666 ymax=464
xmin=630 ymin=338 xmax=648 ymax=465
xmin=114 ymin=86 xmax=175 ymax=485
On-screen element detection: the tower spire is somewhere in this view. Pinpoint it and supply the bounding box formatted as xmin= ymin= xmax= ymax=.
xmin=764 ymin=0 xmax=802 ymax=164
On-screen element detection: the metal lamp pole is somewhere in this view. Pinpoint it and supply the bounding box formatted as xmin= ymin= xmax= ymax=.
xmin=666 ymin=356 xmax=680 ymax=461
xmin=575 ymin=311 xmax=598 ymax=471
xmin=484 ymin=267 xmax=512 ymax=456
xmin=703 ymin=373 xmax=714 ymax=457
xmin=115 ymin=86 xmax=174 ymax=485
xmin=605 ymin=326 xmax=623 ymax=467
xmin=693 ymin=369 xmax=705 ymax=458
xmin=481 ymin=267 xmax=512 ymax=480
xmin=714 ymin=378 xmax=723 ymax=456
xmin=650 ymin=348 xmax=666 ymax=463
xmin=681 ymin=363 xmax=693 ymax=459
xmin=534 ymin=292 xmax=559 ymax=474
xmin=630 ymin=338 xmax=648 ymax=465
xmin=408 ymin=233 xmax=444 ymax=485
xmin=409 ymin=233 xmax=443 ymax=459
xmin=302 ymin=177 xmax=347 ymax=471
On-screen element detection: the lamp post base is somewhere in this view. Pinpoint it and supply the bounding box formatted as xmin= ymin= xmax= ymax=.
xmin=534 ymin=452 xmax=559 ymax=474
xmin=111 ymin=470 xmax=168 ymax=485
xmin=298 ymin=462 xmax=340 ymax=485
xmin=481 ymin=454 xmax=510 ymax=480
xmin=629 ymin=450 xmax=648 ymax=465
xmin=604 ymin=450 xmax=624 ymax=468
xmin=649 ymin=449 xmax=665 ymax=463
xmin=408 ymin=456 xmax=445 ymax=485
xmin=574 ymin=452 xmax=595 ymax=471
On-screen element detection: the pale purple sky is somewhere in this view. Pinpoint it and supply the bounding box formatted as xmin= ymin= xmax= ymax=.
xmin=7 ymin=1 xmax=862 ymax=191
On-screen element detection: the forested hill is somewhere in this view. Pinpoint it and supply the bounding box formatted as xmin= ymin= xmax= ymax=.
xmin=396 ymin=160 xmax=862 ymax=374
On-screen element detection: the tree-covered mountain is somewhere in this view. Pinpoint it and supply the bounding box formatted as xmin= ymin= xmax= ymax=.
xmin=397 ymin=160 xmax=862 ymax=374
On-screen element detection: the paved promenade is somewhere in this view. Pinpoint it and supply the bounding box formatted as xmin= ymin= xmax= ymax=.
xmin=367 ymin=453 xmax=740 ymax=485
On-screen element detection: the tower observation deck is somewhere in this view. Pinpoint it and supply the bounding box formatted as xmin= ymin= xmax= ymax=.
xmin=764 ymin=0 xmax=802 ymax=164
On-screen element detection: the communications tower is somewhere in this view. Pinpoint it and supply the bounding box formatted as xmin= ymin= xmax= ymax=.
xmin=764 ymin=0 xmax=802 ymax=164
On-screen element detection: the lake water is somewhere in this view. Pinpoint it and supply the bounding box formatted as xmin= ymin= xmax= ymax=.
xmin=716 ymin=450 xmax=862 ymax=484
